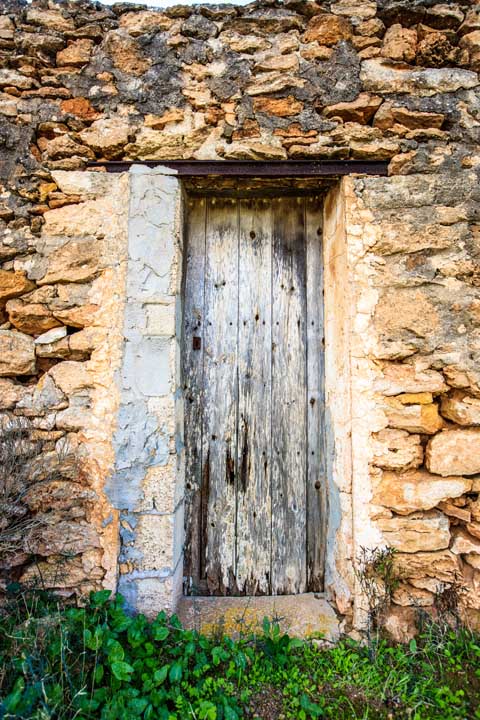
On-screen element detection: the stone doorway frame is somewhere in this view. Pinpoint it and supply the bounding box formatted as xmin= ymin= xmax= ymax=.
xmin=106 ymin=164 xmax=382 ymax=625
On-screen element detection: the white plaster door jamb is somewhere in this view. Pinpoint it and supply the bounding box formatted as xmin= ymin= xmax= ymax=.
xmin=111 ymin=165 xmax=185 ymax=617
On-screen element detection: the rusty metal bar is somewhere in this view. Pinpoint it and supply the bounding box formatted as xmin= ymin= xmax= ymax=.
xmin=87 ymin=160 xmax=389 ymax=176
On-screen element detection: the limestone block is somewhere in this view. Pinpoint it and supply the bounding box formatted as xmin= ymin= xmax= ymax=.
xmin=0 ymin=330 xmax=36 ymax=376
xmin=383 ymin=398 xmax=443 ymax=435
xmin=20 ymin=549 xmax=104 ymax=588
xmin=381 ymin=24 xmax=417 ymax=63
xmin=221 ymin=32 xmax=271 ymax=53
xmin=469 ymin=497 xmax=480 ymax=522
xmin=0 ymin=16 xmax=14 ymax=41
xmin=0 ymin=378 xmax=30 ymax=410
xmin=383 ymin=606 xmax=417 ymax=643
xmin=60 ymin=98 xmax=101 ymax=122
xmin=103 ymin=30 xmax=151 ymax=76
xmin=323 ymin=93 xmax=383 ymax=124
xmin=0 ymin=69 xmax=35 ymax=90
xmin=6 ymin=298 xmax=61 ymax=336
xmin=56 ymin=397 xmax=92 ymax=431
xmin=373 ymin=102 xmax=445 ymax=131
xmin=221 ymin=141 xmax=287 ymax=161
xmin=80 ymin=119 xmax=132 ymax=160
xmin=144 ymin=109 xmax=185 ymax=129
xmin=54 ymin=304 xmax=98 ymax=328
xmin=245 ymin=71 xmax=305 ymax=96
xmin=48 ymin=361 xmax=93 ymax=395
xmin=360 ymin=58 xmax=479 ymax=95
xmin=125 ymin=126 xmax=209 ymax=161
xmin=24 ymin=481 xmax=95 ymax=513
xmin=303 ymin=13 xmax=352 ymax=45
xmin=438 ymin=501 xmax=472 ymax=523
xmin=56 ymin=39 xmax=94 ymax=66
xmin=25 ymin=520 xmax=101 ymax=556
xmin=372 ymin=428 xmax=423 ymax=470
xmin=416 ymin=28 xmax=464 ymax=68
xmin=373 ymin=469 xmax=472 ymax=514
xmin=393 ymin=584 xmax=434 ymax=607
xmin=38 ymin=240 xmax=101 ymax=285
xmin=119 ymin=11 xmax=174 ymax=36
xmin=331 ymin=0 xmax=377 ymax=19
xmin=373 ymin=287 xmax=441 ymax=359
xmin=394 ymin=550 xmax=463 ymax=585
xmin=374 ymin=363 xmax=447 ymax=396
xmin=460 ymin=9 xmax=480 ymax=35
xmin=35 ymin=336 xmax=77 ymax=361
xmin=17 ymin=374 xmax=67 ymax=414
xmin=26 ymin=7 xmax=75 ymax=32
xmin=441 ymin=391 xmax=480 ymax=426
xmin=224 ymin=15 xmax=302 ymax=37
xmin=0 ymin=270 xmax=35 ymax=304
xmin=377 ymin=511 xmax=450 ymax=553
xmin=372 ymin=220 xmax=468 ymax=256
xmin=51 ymin=170 xmax=114 ymax=198
xmin=426 ymin=429 xmax=480 ymax=476
xmin=253 ymin=96 xmax=304 ymax=117
xmin=254 ymin=54 xmax=299 ymax=73
xmin=44 ymin=135 xmax=95 ymax=161
xmin=465 ymin=554 xmax=480 ymax=570
xmin=451 ymin=529 xmax=480 ymax=555
xmin=460 ymin=30 xmax=480 ymax=70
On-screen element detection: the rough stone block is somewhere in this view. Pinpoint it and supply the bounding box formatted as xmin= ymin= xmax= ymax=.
xmin=427 ymin=429 xmax=480 ymax=476
xmin=378 ymin=511 xmax=450 ymax=553
xmin=372 ymin=428 xmax=423 ymax=470
xmin=0 ymin=330 xmax=36 ymax=376
xmin=383 ymin=398 xmax=443 ymax=435
xmin=374 ymin=469 xmax=472 ymax=515
xmin=361 ymin=58 xmax=479 ymax=95
xmin=441 ymin=391 xmax=480 ymax=426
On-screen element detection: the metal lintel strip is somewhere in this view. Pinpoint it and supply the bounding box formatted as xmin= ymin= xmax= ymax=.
xmin=87 ymin=160 xmax=389 ymax=176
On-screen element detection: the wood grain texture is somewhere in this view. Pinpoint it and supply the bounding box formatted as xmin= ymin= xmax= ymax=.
xmin=236 ymin=199 xmax=272 ymax=594
xmin=271 ymin=196 xmax=308 ymax=595
xmin=306 ymin=198 xmax=327 ymax=592
xmin=182 ymin=197 xmax=207 ymax=593
xmin=183 ymin=194 xmax=326 ymax=597
xmin=202 ymin=198 xmax=239 ymax=594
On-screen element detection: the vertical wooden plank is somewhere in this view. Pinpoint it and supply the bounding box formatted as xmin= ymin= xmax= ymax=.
xmin=183 ymin=196 xmax=207 ymax=594
xmin=271 ymin=196 xmax=308 ymax=595
xmin=202 ymin=197 xmax=239 ymax=594
xmin=236 ymin=198 xmax=272 ymax=595
xmin=306 ymin=197 xmax=327 ymax=592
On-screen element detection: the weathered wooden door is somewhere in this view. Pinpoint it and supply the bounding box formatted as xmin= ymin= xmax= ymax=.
xmin=183 ymin=194 xmax=326 ymax=596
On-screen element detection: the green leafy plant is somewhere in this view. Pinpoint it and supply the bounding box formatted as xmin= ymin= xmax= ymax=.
xmin=1 ymin=587 xmax=480 ymax=719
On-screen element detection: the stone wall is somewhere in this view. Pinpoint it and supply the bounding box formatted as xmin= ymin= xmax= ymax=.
xmin=1 ymin=0 xmax=480 ymax=632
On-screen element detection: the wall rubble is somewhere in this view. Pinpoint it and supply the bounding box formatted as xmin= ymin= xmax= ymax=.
xmin=1 ymin=0 xmax=480 ymax=633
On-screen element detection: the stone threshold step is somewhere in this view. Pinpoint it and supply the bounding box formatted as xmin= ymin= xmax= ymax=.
xmin=176 ymin=592 xmax=340 ymax=640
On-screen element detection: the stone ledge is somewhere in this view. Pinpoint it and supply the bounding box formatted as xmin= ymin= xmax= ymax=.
xmin=176 ymin=593 xmax=340 ymax=641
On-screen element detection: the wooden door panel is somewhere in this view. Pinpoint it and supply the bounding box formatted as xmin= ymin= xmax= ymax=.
xmin=236 ymin=198 xmax=272 ymax=595
xmin=201 ymin=198 xmax=239 ymax=594
xmin=271 ymin=197 xmax=308 ymax=595
xmin=183 ymin=194 xmax=325 ymax=596
xmin=306 ymin=198 xmax=327 ymax=592
xmin=183 ymin=197 xmax=207 ymax=593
